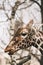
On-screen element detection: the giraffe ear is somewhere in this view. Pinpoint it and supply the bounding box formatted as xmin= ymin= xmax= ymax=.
xmin=26 ymin=20 xmax=34 ymax=28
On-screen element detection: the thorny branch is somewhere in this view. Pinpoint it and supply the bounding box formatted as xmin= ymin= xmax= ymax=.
xmin=30 ymin=0 xmax=43 ymax=9
xmin=30 ymin=0 xmax=43 ymax=30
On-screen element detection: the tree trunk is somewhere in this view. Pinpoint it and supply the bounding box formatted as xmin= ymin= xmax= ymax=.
xmin=41 ymin=0 xmax=43 ymax=30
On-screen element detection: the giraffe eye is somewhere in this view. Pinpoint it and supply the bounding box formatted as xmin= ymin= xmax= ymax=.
xmin=21 ymin=33 xmax=27 ymax=36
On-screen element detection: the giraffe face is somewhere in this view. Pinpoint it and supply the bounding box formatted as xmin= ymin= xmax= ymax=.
xmin=4 ymin=20 xmax=34 ymax=55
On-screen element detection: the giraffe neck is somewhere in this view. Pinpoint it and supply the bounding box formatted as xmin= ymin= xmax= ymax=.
xmin=31 ymin=30 xmax=43 ymax=55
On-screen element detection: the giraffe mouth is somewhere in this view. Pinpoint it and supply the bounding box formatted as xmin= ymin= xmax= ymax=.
xmin=7 ymin=49 xmax=20 ymax=55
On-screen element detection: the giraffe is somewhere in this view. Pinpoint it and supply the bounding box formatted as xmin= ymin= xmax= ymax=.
xmin=4 ymin=20 xmax=43 ymax=56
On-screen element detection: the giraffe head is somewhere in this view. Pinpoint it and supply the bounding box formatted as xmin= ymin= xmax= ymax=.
xmin=4 ymin=20 xmax=35 ymax=55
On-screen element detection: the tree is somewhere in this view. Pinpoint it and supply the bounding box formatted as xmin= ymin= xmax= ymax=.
xmin=41 ymin=0 xmax=43 ymax=30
